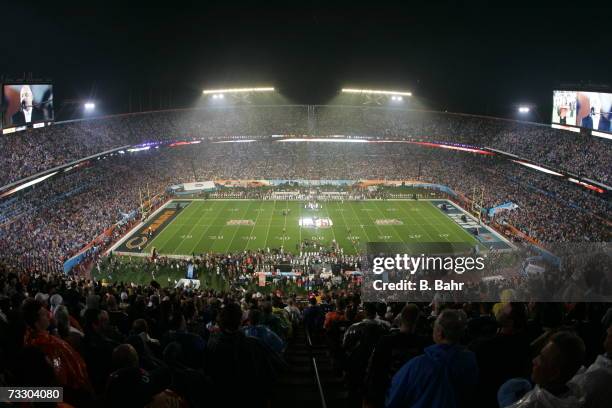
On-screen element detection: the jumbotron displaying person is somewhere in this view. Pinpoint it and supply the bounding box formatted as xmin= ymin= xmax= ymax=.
xmin=11 ymin=85 xmax=45 ymax=126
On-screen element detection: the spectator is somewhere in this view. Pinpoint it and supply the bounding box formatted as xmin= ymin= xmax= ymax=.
xmin=365 ymin=303 xmax=429 ymax=408
xmin=303 ymin=296 xmax=325 ymax=332
xmin=324 ymin=297 xmax=348 ymax=330
xmin=498 ymin=331 xmax=586 ymax=407
xmin=54 ymin=304 xmax=84 ymax=351
xmin=132 ymin=318 xmax=162 ymax=357
xmin=242 ymin=308 xmax=286 ymax=354
xmin=567 ymin=323 xmax=612 ymax=408
xmin=386 ymin=309 xmax=478 ymax=408
xmin=470 ymin=302 xmax=532 ymax=407
xmin=21 ymin=299 xmax=92 ymax=396
xmin=81 ymin=308 xmax=120 ymax=393
xmin=260 ymin=300 xmax=289 ymax=339
xmin=343 ymin=302 xmax=390 ymax=406
xmin=162 ymin=309 xmax=205 ymax=370
xmin=205 ymin=302 xmax=284 ymax=407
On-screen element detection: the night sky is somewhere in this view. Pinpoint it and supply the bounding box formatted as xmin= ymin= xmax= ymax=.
xmin=2 ymin=3 xmax=611 ymax=121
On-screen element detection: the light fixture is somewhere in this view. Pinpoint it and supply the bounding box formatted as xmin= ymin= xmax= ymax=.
xmin=342 ymin=88 xmax=412 ymax=96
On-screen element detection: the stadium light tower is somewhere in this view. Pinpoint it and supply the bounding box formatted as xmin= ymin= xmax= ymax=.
xmin=342 ymin=88 xmax=412 ymax=96
xmin=84 ymin=102 xmax=95 ymax=111
xmin=203 ymin=87 xmax=275 ymax=105
xmin=342 ymin=88 xmax=411 ymax=106
xmin=202 ymin=87 xmax=275 ymax=95
xmin=515 ymin=104 xmax=542 ymax=123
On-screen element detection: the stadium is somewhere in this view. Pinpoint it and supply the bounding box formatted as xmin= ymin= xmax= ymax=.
xmin=0 ymin=5 xmax=611 ymax=408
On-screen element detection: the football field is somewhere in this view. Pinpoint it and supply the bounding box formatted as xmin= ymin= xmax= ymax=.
xmin=114 ymin=199 xmax=490 ymax=256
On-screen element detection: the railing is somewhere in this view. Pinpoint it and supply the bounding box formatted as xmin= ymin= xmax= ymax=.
xmin=305 ymin=326 xmax=327 ymax=408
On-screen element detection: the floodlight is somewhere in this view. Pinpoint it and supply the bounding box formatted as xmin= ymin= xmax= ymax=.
xmin=342 ymin=88 xmax=412 ymax=96
xmin=84 ymin=102 xmax=95 ymax=110
xmin=518 ymin=106 xmax=530 ymax=113
xmin=202 ymin=87 xmax=275 ymax=94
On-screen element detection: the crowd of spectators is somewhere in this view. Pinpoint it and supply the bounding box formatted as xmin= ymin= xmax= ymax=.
xmin=0 ymin=140 xmax=608 ymax=275
xmin=0 ymin=267 xmax=611 ymax=407
xmin=314 ymin=107 xmax=612 ymax=184
xmin=1 ymin=105 xmax=610 ymax=186
xmin=0 ymin=105 xmax=609 ymax=408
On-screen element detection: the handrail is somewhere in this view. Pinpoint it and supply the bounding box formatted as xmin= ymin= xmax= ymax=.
xmin=305 ymin=326 xmax=327 ymax=408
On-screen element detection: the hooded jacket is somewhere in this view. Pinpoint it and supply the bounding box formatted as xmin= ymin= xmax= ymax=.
xmin=386 ymin=343 xmax=478 ymax=408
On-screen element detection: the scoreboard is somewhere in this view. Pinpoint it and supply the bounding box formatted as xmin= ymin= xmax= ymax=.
xmin=2 ymin=83 xmax=54 ymax=134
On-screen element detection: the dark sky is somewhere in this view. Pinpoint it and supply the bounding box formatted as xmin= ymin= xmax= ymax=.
xmin=2 ymin=3 xmax=612 ymax=121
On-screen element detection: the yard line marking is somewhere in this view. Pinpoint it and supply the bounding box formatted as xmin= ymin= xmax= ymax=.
xmin=370 ymin=200 xmax=409 ymax=245
xmin=394 ymin=201 xmax=436 ymax=254
xmin=346 ymin=201 xmax=373 ymax=244
xmin=359 ymin=201 xmax=397 ymax=242
xmin=172 ymin=202 xmax=219 ymax=255
xmin=263 ymin=201 xmax=276 ymax=251
xmin=187 ymin=201 xmax=232 ymax=255
xmin=243 ymin=201 xmax=265 ymax=251
xmin=224 ymin=201 xmax=255 ymax=253
xmin=336 ymin=201 xmax=359 ymax=253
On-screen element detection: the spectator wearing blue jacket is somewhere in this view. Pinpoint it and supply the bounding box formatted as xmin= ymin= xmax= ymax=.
xmin=386 ymin=309 xmax=478 ymax=408
xmin=242 ymin=308 xmax=286 ymax=354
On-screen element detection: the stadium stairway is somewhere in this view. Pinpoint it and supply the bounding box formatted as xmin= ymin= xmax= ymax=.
xmin=272 ymin=325 xmax=348 ymax=408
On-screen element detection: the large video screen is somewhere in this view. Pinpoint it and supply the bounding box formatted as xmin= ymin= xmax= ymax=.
xmin=2 ymin=84 xmax=54 ymax=128
xmin=552 ymin=90 xmax=612 ymax=133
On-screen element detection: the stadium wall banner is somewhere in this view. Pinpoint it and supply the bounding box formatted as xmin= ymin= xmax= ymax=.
xmin=268 ymin=179 xmax=354 ymax=186
xmin=169 ymin=181 xmax=216 ymax=194
xmin=212 ymin=179 xmax=459 ymax=194
xmin=63 ymin=223 xmax=118 ymax=273
xmin=63 ymin=246 xmax=98 ymax=273
xmin=356 ymin=180 xmax=417 ymax=187
xmin=353 ymin=180 xmax=457 ymax=196
xmin=487 ymin=201 xmax=519 ymax=217
xmin=216 ymin=179 xmax=271 ymax=187
xmin=118 ymin=210 xmax=138 ymax=225
xmin=408 ymin=183 xmax=457 ymax=197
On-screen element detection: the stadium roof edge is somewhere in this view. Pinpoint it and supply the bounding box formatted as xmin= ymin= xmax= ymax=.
xmin=54 ymin=104 xmax=551 ymax=130
xmin=0 ymin=145 xmax=131 ymax=194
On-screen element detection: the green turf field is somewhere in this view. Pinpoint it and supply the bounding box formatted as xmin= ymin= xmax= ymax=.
xmin=115 ymin=199 xmax=483 ymax=256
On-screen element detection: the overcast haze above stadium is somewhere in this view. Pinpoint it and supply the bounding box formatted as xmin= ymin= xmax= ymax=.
xmin=3 ymin=3 xmax=612 ymax=120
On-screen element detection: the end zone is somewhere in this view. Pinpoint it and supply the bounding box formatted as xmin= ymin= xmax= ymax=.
xmin=108 ymin=200 xmax=191 ymax=255
xmin=430 ymin=199 xmax=515 ymax=251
